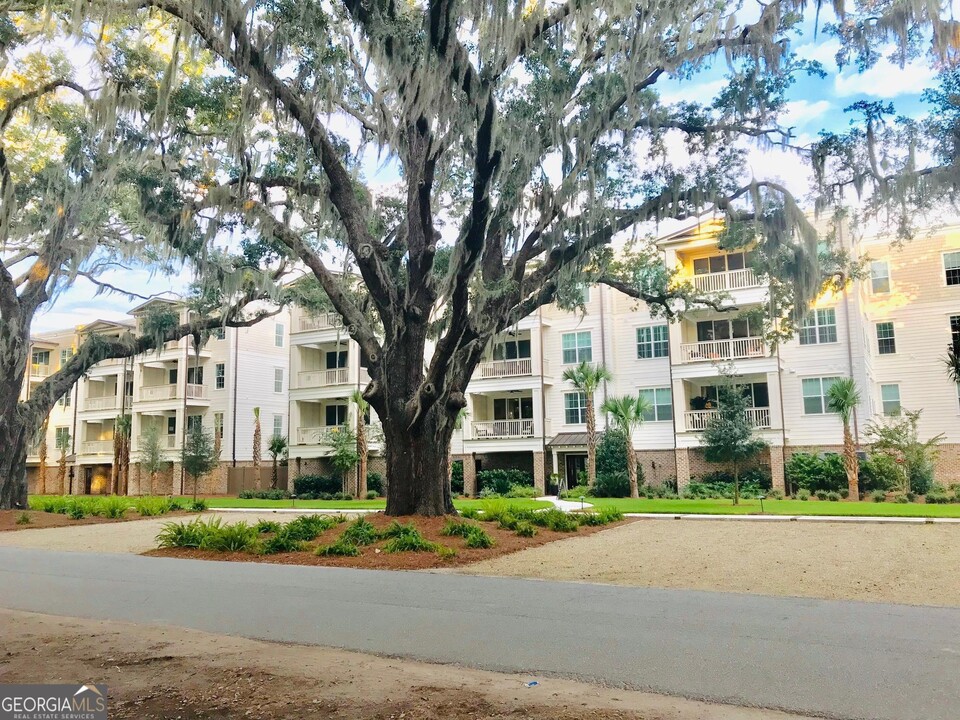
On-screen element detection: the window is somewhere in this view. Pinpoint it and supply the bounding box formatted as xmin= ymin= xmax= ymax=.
xmin=325 ymin=404 xmax=347 ymax=426
xmin=561 ymin=331 xmax=592 ymax=364
xmin=945 ymin=251 xmax=960 ymax=286
xmin=186 ymin=415 xmax=203 ymax=433
xmin=273 ymin=368 xmax=284 ymax=393
xmin=639 ymin=387 xmax=673 ymax=422
xmin=696 ymin=316 xmax=759 ymax=342
xmin=493 ymin=397 xmax=534 ymax=420
xmin=273 ymin=414 xmax=284 ymax=438
xmin=54 ymin=426 xmax=69 ymax=450
xmin=168 ymin=368 xmax=178 ymax=385
xmin=876 ymin=322 xmax=896 ymax=355
xmin=801 ymin=376 xmax=842 ymax=414
xmin=578 ymin=284 xmax=591 ymax=303
xmin=186 ymin=365 xmax=204 ymax=385
xmin=637 ymin=325 xmax=669 ymax=359
xmin=493 ymin=338 xmax=531 ymax=360
xmin=564 ymin=392 xmax=588 ymax=424
xmin=326 ymin=350 xmax=348 ymax=369
xmin=951 ymin=315 xmax=960 ymax=352
xmin=213 ymin=327 xmax=225 ymax=341
xmin=870 ymin=261 xmax=890 ymax=294
xmin=214 ymin=412 xmax=224 ymax=440
xmin=692 ymin=251 xmax=750 ymax=275
xmin=703 ymin=382 xmax=769 ymax=408
xmin=881 ymin=384 xmax=901 ymax=416
xmin=59 ymin=348 xmax=73 ymax=366
xmin=124 ymin=379 xmax=133 ymax=398
xmin=799 ymin=308 xmax=838 ymax=345
xmin=275 ymin=323 xmax=285 ymax=347
xmin=58 ymin=390 xmax=71 ymax=408
xmin=31 ymin=350 xmax=50 ymax=366
xmin=215 ymin=363 xmax=225 ymax=390
xmin=167 ymin=416 xmax=177 ymax=435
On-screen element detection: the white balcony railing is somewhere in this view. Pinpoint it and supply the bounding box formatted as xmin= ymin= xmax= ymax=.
xmin=298 ymin=368 xmax=350 ymax=388
xmin=81 ymin=440 xmax=114 ymax=455
xmin=138 ymin=434 xmax=178 ymax=449
xmin=297 ymin=313 xmax=344 ymax=332
xmin=692 ymin=268 xmax=763 ymax=293
xmin=471 ymin=419 xmax=536 ymax=439
xmin=30 ymin=363 xmax=51 ymax=378
xmin=139 ymin=384 xmax=177 ymax=402
xmin=186 ymin=383 xmax=206 ymax=399
xmin=297 ymin=426 xmax=337 ymax=444
xmin=477 ymin=358 xmax=533 ymax=379
xmin=84 ymin=396 xmax=118 ymax=411
xmin=685 ymin=407 xmax=772 ymax=431
xmin=679 ymin=337 xmax=766 ymax=364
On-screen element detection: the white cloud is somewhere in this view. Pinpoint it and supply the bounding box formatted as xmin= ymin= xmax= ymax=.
xmin=834 ymin=58 xmax=935 ymax=98
xmin=794 ymin=38 xmax=842 ymax=67
xmin=781 ymin=99 xmax=833 ymax=128
xmin=657 ymin=78 xmax=727 ymax=105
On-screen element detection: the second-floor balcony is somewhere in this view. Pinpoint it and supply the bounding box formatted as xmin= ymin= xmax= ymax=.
xmin=84 ymin=396 xmax=123 ymax=412
xmin=138 ymin=383 xmax=206 ymax=402
xmin=297 ymin=313 xmax=344 ymax=332
xmin=477 ymin=358 xmax=533 ymax=379
xmin=30 ymin=363 xmax=51 ymax=379
xmin=692 ymin=268 xmax=763 ymax=293
xmin=299 ymin=368 xmax=350 ymax=388
xmin=80 ymin=440 xmax=114 ymax=455
xmin=137 ymin=434 xmax=178 ymax=450
xmin=470 ymin=419 xmax=536 ymax=439
xmin=679 ymin=337 xmax=766 ymax=364
xmin=684 ymin=407 xmax=772 ymax=431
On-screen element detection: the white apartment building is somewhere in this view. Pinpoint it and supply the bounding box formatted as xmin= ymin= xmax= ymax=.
xmin=291 ymin=218 xmax=960 ymax=494
xmin=24 ymin=298 xmax=289 ymax=495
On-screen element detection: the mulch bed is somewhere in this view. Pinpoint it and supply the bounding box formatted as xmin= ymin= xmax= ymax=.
xmin=145 ymin=512 xmax=632 ymax=570
xmin=0 ymin=509 xmax=193 ymax=532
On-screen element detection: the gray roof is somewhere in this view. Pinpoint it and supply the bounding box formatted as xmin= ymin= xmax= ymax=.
xmin=547 ymin=432 xmax=599 ymax=448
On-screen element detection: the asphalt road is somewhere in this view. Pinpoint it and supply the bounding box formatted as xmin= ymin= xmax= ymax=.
xmin=0 ymin=548 xmax=957 ymax=720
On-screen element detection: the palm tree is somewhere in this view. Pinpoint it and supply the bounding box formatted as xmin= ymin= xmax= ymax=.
xmin=946 ymin=344 xmax=960 ymax=384
xmin=267 ymin=434 xmax=288 ymax=490
xmin=37 ymin=419 xmax=48 ymax=495
xmin=351 ymin=390 xmax=369 ymax=498
xmin=561 ymin=361 xmax=613 ymax=486
xmin=600 ymin=394 xmax=652 ymax=498
xmin=252 ymin=407 xmax=262 ymax=471
xmin=827 ymin=378 xmax=862 ymax=500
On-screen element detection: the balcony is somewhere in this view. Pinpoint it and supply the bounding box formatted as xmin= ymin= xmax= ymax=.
xmin=185 ymin=383 xmax=205 ymax=398
xmin=471 ymin=419 xmax=535 ymax=439
xmin=84 ymin=396 xmax=119 ymax=411
xmin=139 ymin=384 xmax=177 ymax=401
xmin=477 ymin=358 xmax=533 ymax=379
xmin=684 ymin=407 xmax=772 ymax=431
xmin=299 ymin=368 xmax=350 ymax=388
xmin=679 ymin=337 xmax=766 ymax=364
xmin=80 ymin=440 xmax=114 ymax=455
xmin=138 ymin=434 xmax=178 ymax=449
xmin=692 ymin=268 xmax=763 ymax=293
xmin=297 ymin=313 xmax=343 ymax=332
xmin=30 ymin=363 xmax=51 ymax=379
xmin=297 ymin=426 xmax=337 ymax=444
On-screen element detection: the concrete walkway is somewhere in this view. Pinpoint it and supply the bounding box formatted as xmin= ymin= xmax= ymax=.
xmin=537 ymin=495 xmax=593 ymax=511
xmin=1 ymin=547 xmax=958 ymax=720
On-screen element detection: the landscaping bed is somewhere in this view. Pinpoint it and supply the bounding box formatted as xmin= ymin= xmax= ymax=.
xmin=3 ymin=496 xmax=205 ymax=532
xmin=146 ymin=504 xmax=627 ymax=570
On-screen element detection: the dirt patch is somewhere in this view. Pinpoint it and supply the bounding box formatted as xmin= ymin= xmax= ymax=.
xmin=458 ymin=518 xmax=960 ymax=607
xmin=146 ymin=513 xmax=631 ymax=570
xmin=0 ymin=608 xmax=813 ymax=719
xmin=0 ymin=509 xmax=194 ymax=532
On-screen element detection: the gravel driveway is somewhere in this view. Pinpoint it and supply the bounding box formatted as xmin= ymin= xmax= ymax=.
xmin=458 ymin=518 xmax=960 ymax=606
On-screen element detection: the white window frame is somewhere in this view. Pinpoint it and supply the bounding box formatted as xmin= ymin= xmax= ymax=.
xmin=944 ymin=251 xmax=960 ymax=286
xmin=876 ymin=321 xmax=896 ymax=355
xmin=186 ymin=415 xmax=203 ymax=433
xmin=273 ymin=414 xmax=284 ymax=438
xmin=799 ymin=308 xmax=838 ymax=345
xmin=639 ymin=387 xmax=673 ymax=422
xmin=870 ymin=260 xmax=891 ymax=294
xmin=561 ymin=331 xmax=592 ymax=364
xmin=274 ymin=323 xmax=285 ymax=348
xmin=564 ymin=391 xmax=588 ymax=424
xmin=880 ymin=384 xmax=901 ymax=416
xmin=215 ymin=363 xmax=225 ymax=390
xmin=54 ymin=426 xmax=70 ymax=449
xmin=636 ymin=325 xmax=669 ymax=359
xmin=58 ymin=390 xmax=71 ymax=408
xmin=273 ymin=368 xmax=284 ymax=394
xmin=801 ymin=376 xmax=842 ymax=415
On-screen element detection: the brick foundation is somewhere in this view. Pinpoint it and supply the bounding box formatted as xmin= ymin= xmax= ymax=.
xmin=533 ymin=452 xmax=545 ymax=494
xmin=635 ymin=449 xmax=679 ymax=488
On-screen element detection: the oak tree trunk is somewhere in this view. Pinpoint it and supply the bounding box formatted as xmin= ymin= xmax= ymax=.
xmin=382 ymin=410 xmax=455 ymax=516
xmin=0 ymin=419 xmax=30 ymax=509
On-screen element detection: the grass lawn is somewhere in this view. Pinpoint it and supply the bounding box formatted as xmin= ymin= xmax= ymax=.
xmin=584 ymin=497 xmax=960 ymax=517
xmin=189 ymin=497 xmax=552 ymax=511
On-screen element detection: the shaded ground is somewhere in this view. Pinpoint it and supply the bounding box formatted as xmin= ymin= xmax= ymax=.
xmin=458 ymin=518 xmax=960 ymax=606
xmin=0 ymin=509 xmax=194 ymax=533
xmin=0 ymin=609 xmax=814 ymax=720
xmin=147 ymin=513 xmax=630 ymax=570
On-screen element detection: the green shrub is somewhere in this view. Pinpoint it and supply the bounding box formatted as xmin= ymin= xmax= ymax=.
xmin=262 ymin=531 xmax=305 ymax=554
xmin=135 ymin=497 xmax=172 ymax=516
xmin=814 ymin=490 xmax=828 ymax=501
xmin=365 ymin=490 xmax=379 ymax=500
xmin=189 ymin=499 xmax=208 ymax=512
xmin=592 ymin=471 xmax=631 ymax=498
xmin=906 ymin=491 xmax=917 ymax=502
xmin=382 ymin=527 xmax=437 ymax=553
xmin=239 ymin=489 xmax=290 ymax=500
xmin=859 ymin=453 xmax=901 ymax=493
xmin=531 ymin=508 xmax=579 ymax=532
xmin=796 ymin=489 xmax=811 ymax=501
xmin=926 ymin=489 xmax=952 ymax=504
xmin=895 ymin=493 xmax=910 ymax=503
xmin=168 ymin=498 xmax=186 ymax=511
xmin=283 ymin=514 xmax=340 ymax=541
xmin=441 ymin=519 xmax=477 ymax=538
xmin=476 ymin=469 xmax=532 ymax=495
xmin=871 ymin=490 xmax=887 ymax=502
xmin=478 ymin=498 xmax=510 ymax=522
xmin=560 ymin=484 xmax=592 ymax=500
xmin=101 ymin=496 xmax=129 ymax=519
xmin=909 ymin=462 xmax=934 ymax=496
xmin=340 ymin=516 xmax=379 ymax=545
xmin=786 ymin=453 xmax=846 ymax=493
xmin=16 ymin=512 xmax=30 ymax=525
xmin=766 ymin=489 xmax=784 ymax=500
xmin=449 ymin=462 xmax=463 ymax=495
xmin=68 ymin=505 xmax=86 ymax=520
xmin=293 ymin=474 xmax=342 ymax=497
xmin=504 ymin=484 xmax=538 ymax=498
xmin=199 ymin=521 xmax=259 ymax=552
xmin=436 ymin=545 xmax=458 ymax=560
xmin=839 ymin=489 xmax=849 ymax=499
xmin=379 ymin=520 xmax=419 ymax=540
xmin=366 ymin=472 xmax=384 ymax=496
xmin=459 ymin=507 xmax=481 ymax=520
xmin=316 ymin=537 xmax=361 ymax=556
xmin=514 ymin=520 xmax=537 ymax=537
xmin=156 ymin=518 xmax=222 ymax=549
xmin=825 ymin=491 xmax=841 ymax=502
xmin=463 ymin=526 xmax=495 ymax=549
xmin=255 ymin=520 xmax=282 ymax=534
xmin=596 ymin=429 xmax=629 ymax=475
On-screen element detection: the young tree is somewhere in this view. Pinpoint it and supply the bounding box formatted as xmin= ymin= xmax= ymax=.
xmin=252 ymin=408 xmax=262 ymax=472
xmin=562 ymin=363 xmax=613 ymax=487
xmin=55 ymin=430 xmax=70 ymax=495
xmin=36 ymin=420 xmax=48 ymax=495
xmin=601 ymin=394 xmax=653 ymax=499
xmin=139 ymin=424 xmax=167 ymax=496
xmin=701 ymin=387 xmax=767 ymax=505
xmin=866 ymin=410 xmax=944 ymax=495
xmin=181 ymin=425 xmax=219 ymax=501
xmin=351 ymin=390 xmax=369 ymax=498
xmin=328 ymin=424 xmax=360 ymax=495
xmin=827 ymin=378 xmax=862 ymax=500
xmin=267 ymin=434 xmax=288 ymax=490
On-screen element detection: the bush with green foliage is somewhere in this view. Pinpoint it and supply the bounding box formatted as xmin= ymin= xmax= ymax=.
xmin=576 ymin=506 xmax=625 ymax=526
xmin=476 ymin=469 xmax=533 ymax=495
xmin=513 ymin=520 xmax=537 ymax=537
xmin=859 ymin=453 xmax=901 ymax=493
xmin=134 ymin=497 xmax=174 ymax=516
xmin=156 ymin=518 xmax=220 ymax=548
xmin=189 ymin=499 xmax=207 ymax=512
xmin=101 ymin=496 xmax=129 ymax=518
xmin=796 ymin=488 xmax=811 ymax=501
xmin=785 ymin=453 xmax=847 ymax=493
xmin=441 ymin=519 xmax=477 ymax=538
xmin=255 ymin=520 xmax=283 ymax=534
xmin=239 ymin=489 xmax=291 ymax=500
xmin=766 ymin=489 xmax=784 ymax=500
xmin=560 ymin=484 xmax=592 ymax=499
xmin=365 ymin=490 xmax=379 ymax=500
xmin=283 ymin=514 xmax=341 ymax=541
xmin=262 ymin=532 xmax=305 ymax=554
xmin=591 ymin=470 xmax=632 ymax=498
xmin=293 ymin=474 xmax=343 ymax=497
xmin=463 ymin=526 xmax=495 ymax=548
xmin=870 ymin=490 xmax=887 ymax=502
xmin=459 ymin=507 xmax=481 ymax=520
xmin=340 ymin=516 xmax=379 ymax=545
xmin=925 ymin=485 xmax=952 ymax=504
xmin=366 ymin=472 xmax=384 ymax=496
xmin=596 ymin=429 xmax=629 ymax=474
xmin=316 ymin=537 xmax=361 ymax=556
xmin=381 ymin=525 xmax=438 ymax=552
xmin=825 ymin=491 xmax=841 ymax=501
xmin=199 ymin=521 xmax=260 ymax=552
xmin=16 ymin=512 xmax=30 ymax=525
xmin=450 ymin=461 xmax=463 ymax=495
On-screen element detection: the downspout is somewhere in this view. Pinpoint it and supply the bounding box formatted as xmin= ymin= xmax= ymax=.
xmin=232 ymin=326 xmax=240 ymax=467
xmin=837 ymin=223 xmax=860 ymax=446
xmin=180 ymin=339 xmax=188 ymax=494
xmin=598 ymin=284 xmax=609 ymax=430
xmin=538 ymin=306 xmax=548 ymax=485
xmin=662 ymin=246 xmax=680 ymax=487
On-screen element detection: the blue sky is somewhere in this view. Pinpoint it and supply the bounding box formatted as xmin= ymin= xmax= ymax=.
xmin=30 ymin=9 xmax=944 ymax=333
